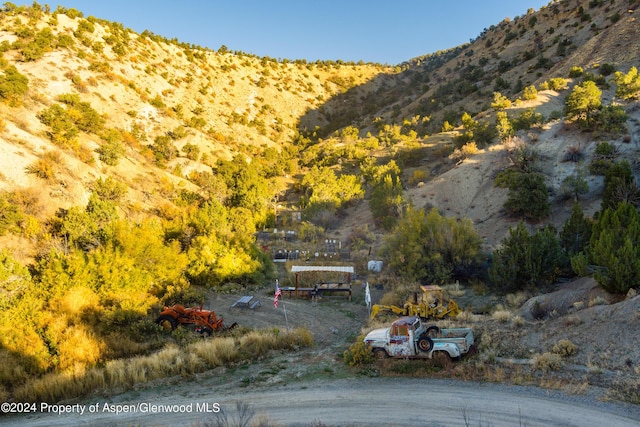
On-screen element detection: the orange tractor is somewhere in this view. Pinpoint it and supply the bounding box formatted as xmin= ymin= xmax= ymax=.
xmin=156 ymin=304 xmax=237 ymax=336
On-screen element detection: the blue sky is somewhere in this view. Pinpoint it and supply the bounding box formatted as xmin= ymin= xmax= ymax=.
xmin=20 ymin=1 xmax=550 ymax=64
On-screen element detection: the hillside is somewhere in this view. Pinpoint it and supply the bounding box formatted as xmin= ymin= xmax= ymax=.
xmin=0 ymin=0 xmax=640 ymax=412
xmin=0 ymin=7 xmax=387 ymax=228
xmin=0 ymin=1 xmax=639 ymax=249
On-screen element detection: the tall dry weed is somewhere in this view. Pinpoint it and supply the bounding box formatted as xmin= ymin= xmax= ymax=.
xmin=12 ymin=328 xmax=313 ymax=403
xmin=491 ymin=306 xmax=513 ymax=323
xmin=192 ymin=337 xmax=240 ymax=367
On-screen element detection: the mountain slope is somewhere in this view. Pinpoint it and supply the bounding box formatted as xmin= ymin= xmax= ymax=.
xmin=0 ymin=6 xmax=387 ymax=243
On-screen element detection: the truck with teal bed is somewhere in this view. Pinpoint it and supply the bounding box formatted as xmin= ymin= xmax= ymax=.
xmin=363 ymin=316 xmax=474 ymax=360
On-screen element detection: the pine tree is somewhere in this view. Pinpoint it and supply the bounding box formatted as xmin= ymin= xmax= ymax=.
xmin=502 ymin=172 xmax=550 ymax=220
xmin=564 ymin=80 xmax=602 ymax=128
xmin=490 ymin=222 xmax=565 ymax=292
xmin=589 ymin=203 xmax=640 ymax=293
xmin=560 ymin=203 xmax=592 ymax=256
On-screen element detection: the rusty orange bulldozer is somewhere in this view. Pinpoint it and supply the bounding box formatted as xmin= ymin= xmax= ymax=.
xmin=155 ymin=304 xmax=237 ymax=336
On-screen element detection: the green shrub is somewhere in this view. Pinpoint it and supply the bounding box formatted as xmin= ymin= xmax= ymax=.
xmin=490 ymin=223 xmax=565 ymax=292
xmin=96 ymin=139 xmax=125 ymax=166
xmin=75 ymin=19 xmax=95 ymax=34
xmin=0 ymin=195 xmax=24 ymax=236
xmin=559 ymin=172 xmax=589 ymax=201
xmin=589 ymin=203 xmax=640 ymax=294
xmin=149 ymin=95 xmax=166 ymax=109
xmin=20 ymin=28 xmax=55 ymax=61
xmin=57 ymin=93 xmax=105 ymax=133
xmin=560 ymin=203 xmax=592 ymax=256
xmin=522 ymin=85 xmax=538 ymax=100
xmin=504 ymin=173 xmax=549 ymax=219
xmin=343 ymin=338 xmax=374 ymax=367
xmin=546 ymin=77 xmax=568 ymax=91
xmin=169 ymin=126 xmax=188 ymax=140
xmin=589 ymin=142 xmax=616 ymax=175
xmin=182 ymin=143 xmax=200 ymax=161
xmin=598 ymin=63 xmax=616 ymax=76
xmin=149 ymin=136 xmax=177 ymax=166
xmin=496 ymin=170 xmax=550 ymax=220
xmin=89 ymin=177 xmax=127 ymax=202
xmin=593 ymin=105 xmax=628 ymax=133
xmin=512 ymin=108 xmax=543 ymax=130
xmin=0 ymin=66 xmax=29 ymax=102
xmin=602 ymin=161 xmax=638 ymax=210
xmin=495 ymin=111 xmax=514 ymax=141
xmin=491 ymin=92 xmax=511 ymax=110
xmin=569 ymin=66 xmax=584 ymax=78
xmin=56 ymin=34 xmax=74 ymax=48
xmin=614 ymin=66 xmax=640 ymax=100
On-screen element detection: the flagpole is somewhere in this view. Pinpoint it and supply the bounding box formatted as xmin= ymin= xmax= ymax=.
xmin=282 ymin=299 xmax=289 ymax=331
xmin=274 ymin=280 xmax=289 ymax=331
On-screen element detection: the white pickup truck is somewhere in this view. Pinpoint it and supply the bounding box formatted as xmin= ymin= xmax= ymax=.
xmin=363 ymin=316 xmax=474 ymax=360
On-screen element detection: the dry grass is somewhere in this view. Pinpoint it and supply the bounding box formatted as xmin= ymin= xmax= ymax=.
xmin=449 ymin=142 xmax=480 ymax=161
xmin=562 ymin=315 xmax=583 ymax=326
xmin=511 ymin=315 xmax=526 ymax=327
xmin=506 ymin=291 xmax=529 ymax=308
xmin=25 ymin=157 xmax=57 ymax=180
xmin=588 ymin=296 xmax=608 ymax=307
xmin=454 ymin=310 xmax=484 ymax=323
xmin=552 ymin=339 xmax=578 ymax=358
xmin=491 ymin=306 xmax=513 ymax=323
xmin=533 ymin=352 xmax=563 ymax=372
xmin=13 ymin=327 xmax=313 ymax=403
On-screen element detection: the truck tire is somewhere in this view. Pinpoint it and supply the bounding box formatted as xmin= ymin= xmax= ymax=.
xmin=156 ymin=314 xmax=177 ymax=331
xmin=417 ymin=335 xmax=434 ymax=352
xmin=425 ymin=325 xmax=440 ymax=338
xmin=373 ymin=348 xmax=389 ymax=359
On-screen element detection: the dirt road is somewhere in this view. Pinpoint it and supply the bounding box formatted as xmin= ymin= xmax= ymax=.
xmin=7 ymin=377 xmax=640 ymax=427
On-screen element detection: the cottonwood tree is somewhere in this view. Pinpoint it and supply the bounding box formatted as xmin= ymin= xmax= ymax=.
xmin=382 ymin=207 xmax=482 ymax=284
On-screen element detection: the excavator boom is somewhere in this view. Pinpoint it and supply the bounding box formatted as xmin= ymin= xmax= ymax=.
xmin=370 ymin=285 xmax=460 ymax=321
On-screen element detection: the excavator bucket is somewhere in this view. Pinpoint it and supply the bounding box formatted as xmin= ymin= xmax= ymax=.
xmin=447 ymin=299 xmax=460 ymax=318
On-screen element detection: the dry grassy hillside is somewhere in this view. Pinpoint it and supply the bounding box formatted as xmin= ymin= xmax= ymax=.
xmin=0 ymin=6 xmax=390 ymax=261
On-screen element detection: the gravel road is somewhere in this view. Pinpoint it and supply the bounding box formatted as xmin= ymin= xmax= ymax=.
xmin=6 ymin=377 xmax=640 ymax=427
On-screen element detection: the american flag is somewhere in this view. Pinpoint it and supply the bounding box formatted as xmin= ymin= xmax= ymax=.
xmin=274 ymin=280 xmax=282 ymax=308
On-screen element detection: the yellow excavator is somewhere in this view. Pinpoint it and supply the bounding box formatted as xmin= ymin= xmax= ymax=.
xmin=370 ymin=285 xmax=460 ymax=321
